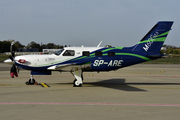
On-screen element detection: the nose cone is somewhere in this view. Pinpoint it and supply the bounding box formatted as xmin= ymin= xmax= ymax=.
xmin=4 ymin=59 xmax=13 ymax=64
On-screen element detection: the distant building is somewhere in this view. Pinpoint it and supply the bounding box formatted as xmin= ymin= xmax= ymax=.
xmin=43 ymin=49 xmax=60 ymax=54
xmin=161 ymin=47 xmax=167 ymax=51
xmin=18 ymin=48 xmax=39 ymax=52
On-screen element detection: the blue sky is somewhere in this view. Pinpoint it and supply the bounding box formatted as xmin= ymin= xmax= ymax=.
xmin=0 ymin=0 xmax=179 ymax=47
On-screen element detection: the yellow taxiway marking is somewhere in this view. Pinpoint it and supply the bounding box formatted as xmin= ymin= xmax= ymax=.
xmin=40 ymin=83 xmax=50 ymax=87
xmin=0 ymin=84 xmax=11 ymax=86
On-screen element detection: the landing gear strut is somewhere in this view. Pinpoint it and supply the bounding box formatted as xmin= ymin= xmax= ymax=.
xmin=71 ymin=67 xmax=83 ymax=87
xmin=25 ymin=75 xmax=36 ymax=85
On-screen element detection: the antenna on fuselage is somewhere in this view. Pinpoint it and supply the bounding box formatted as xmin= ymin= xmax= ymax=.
xmin=97 ymin=41 xmax=103 ymax=47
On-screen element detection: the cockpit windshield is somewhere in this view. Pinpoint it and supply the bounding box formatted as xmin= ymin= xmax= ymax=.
xmin=54 ymin=49 xmax=64 ymax=55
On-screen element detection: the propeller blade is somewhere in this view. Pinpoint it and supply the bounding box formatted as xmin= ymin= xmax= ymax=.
xmin=11 ymin=51 xmax=15 ymax=58
xmin=9 ymin=41 xmax=19 ymax=78
xmin=10 ymin=64 xmax=18 ymax=78
xmin=9 ymin=55 xmax=14 ymax=61
xmin=10 ymin=41 xmax=15 ymax=59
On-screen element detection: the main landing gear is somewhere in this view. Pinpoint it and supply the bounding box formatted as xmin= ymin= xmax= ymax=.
xmin=71 ymin=67 xmax=83 ymax=87
xmin=25 ymin=75 xmax=37 ymax=85
xmin=73 ymin=79 xmax=82 ymax=87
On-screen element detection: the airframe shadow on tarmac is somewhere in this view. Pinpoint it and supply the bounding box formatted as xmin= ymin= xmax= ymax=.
xmin=56 ymin=79 xmax=147 ymax=91
xmin=84 ymin=79 xmax=147 ymax=91
xmin=56 ymin=78 xmax=180 ymax=91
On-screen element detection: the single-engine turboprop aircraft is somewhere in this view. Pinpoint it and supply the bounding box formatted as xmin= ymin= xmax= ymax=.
xmin=4 ymin=21 xmax=174 ymax=87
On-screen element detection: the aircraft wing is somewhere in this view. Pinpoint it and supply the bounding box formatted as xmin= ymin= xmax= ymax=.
xmin=47 ymin=62 xmax=91 ymax=71
xmin=47 ymin=63 xmax=77 ymax=71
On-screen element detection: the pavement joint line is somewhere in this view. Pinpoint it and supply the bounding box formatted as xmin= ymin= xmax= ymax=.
xmin=1 ymin=83 xmax=180 ymax=89
xmin=0 ymin=102 xmax=180 ymax=107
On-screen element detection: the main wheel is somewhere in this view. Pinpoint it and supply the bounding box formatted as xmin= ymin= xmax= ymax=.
xmin=73 ymin=79 xmax=82 ymax=87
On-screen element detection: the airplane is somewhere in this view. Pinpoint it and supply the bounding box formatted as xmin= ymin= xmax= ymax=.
xmin=4 ymin=21 xmax=174 ymax=87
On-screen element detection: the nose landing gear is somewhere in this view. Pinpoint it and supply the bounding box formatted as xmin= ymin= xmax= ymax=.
xmin=25 ymin=75 xmax=38 ymax=85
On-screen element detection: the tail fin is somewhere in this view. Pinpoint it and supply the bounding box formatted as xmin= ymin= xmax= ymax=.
xmin=132 ymin=21 xmax=174 ymax=54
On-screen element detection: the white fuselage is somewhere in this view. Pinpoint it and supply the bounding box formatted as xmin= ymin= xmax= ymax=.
xmin=5 ymin=47 xmax=102 ymax=69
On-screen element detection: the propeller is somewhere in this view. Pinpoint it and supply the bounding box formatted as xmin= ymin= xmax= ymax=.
xmin=9 ymin=41 xmax=18 ymax=78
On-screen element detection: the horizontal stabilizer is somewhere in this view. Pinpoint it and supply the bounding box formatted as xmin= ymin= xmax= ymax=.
xmin=146 ymin=54 xmax=166 ymax=58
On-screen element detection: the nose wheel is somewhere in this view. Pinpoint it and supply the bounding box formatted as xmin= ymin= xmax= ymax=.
xmin=25 ymin=75 xmax=37 ymax=85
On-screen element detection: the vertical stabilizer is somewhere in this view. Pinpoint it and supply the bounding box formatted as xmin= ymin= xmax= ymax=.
xmin=133 ymin=21 xmax=173 ymax=54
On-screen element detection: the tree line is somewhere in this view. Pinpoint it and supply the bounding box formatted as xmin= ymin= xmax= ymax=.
xmin=161 ymin=45 xmax=180 ymax=55
xmin=0 ymin=40 xmax=64 ymax=53
xmin=1 ymin=40 xmax=180 ymax=55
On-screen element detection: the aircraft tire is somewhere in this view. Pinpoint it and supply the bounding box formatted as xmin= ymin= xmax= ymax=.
xmin=28 ymin=79 xmax=35 ymax=85
xmin=73 ymin=79 xmax=82 ymax=87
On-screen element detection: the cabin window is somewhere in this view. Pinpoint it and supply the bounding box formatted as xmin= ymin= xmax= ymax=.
xmin=63 ymin=50 xmax=75 ymax=56
xmin=95 ymin=51 xmax=102 ymax=56
xmin=54 ymin=49 xmax=64 ymax=55
xmin=108 ymin=52 xmax=115 ymax=56
xmin=82 ymin=51 xmax=90 ymax=56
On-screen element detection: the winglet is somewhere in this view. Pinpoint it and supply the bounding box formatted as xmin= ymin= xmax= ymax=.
xmin=97 ymin=41 xmax=103 ymax=47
